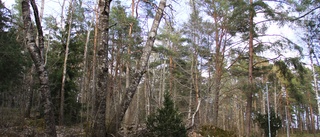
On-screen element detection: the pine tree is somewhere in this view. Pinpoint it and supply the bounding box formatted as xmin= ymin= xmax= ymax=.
xmin=255 ymin=110 xmax=282 ymax=137
xmin=146 ymin=91 xmax=187 ymax=137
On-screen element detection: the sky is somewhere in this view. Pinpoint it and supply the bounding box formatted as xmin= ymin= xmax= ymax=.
xmin=2 ymin=0 xmax=311 ymax=66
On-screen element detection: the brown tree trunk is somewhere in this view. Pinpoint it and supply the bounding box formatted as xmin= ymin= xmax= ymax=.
xmin=298 ymin=108 xmax=303 ymax=132
xmin=107 ymin=0 xmax=167 ymax=134
xmin=22 ymin=0 xmax=56 ymax=136
xmin=90 ymin=5 xmax=99 ymax=123
xmin=284 ymin=86 xmax=293 ymax=134
xmin=307 ymin=90 xmax=316 ymax=136
xmin=212 ymin=9 xmax=226 ymax=127
xmin=169 ymin=54 xmax=173 ymax=93
xmin=92 ymin=0 xmax=112 ymax=136
xmin=308 ymin=39 xmax=320 ymax=131
xmin=246 ymin=0 xmax=254 ymax=136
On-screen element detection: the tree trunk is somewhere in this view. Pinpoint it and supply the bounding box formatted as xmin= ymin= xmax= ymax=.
xmin=145 ymin=64 xmax=151 ymax=116
xmin=160 ymin=59 xmax=166 ymax=104
xmin=298 ymin=108 xmax=303 ymax=132
xmin=92 ymin=0 xmax=112 ymax=136
xmin=80 ymin=9 xmax=94 ymax=104
xmin=188 ymin=50 xmax=195 ymax=123
xmin=25 ymin=65 xmax=34 ymax=118
xmin=284 ymin=85 xmax=292 ymax=134
xmin=308 ymin=39 xmax=320 ymax=131
xmin=60 ymin=0 xmax=66 ymax=29
xmin=189 ymin=0 xmax=200 ymax=124
xmin=22 ymin=0 xmax=56 ymax=136
xmin=80 ymin=3 xmax=94 ymax=125
xmin=123 ymin=0 xmax=135 ymax=125
xmin=246 ymin=0 xmax=254 ymax=136
xmin=307 ymin=90 xmax=316 ymax=136
xmin=90 ymin=5 xmax=99 ymax=123
xmin=59 ymin=0 xmax=73 ymax=126
xmin=39 ymin=0 xmax=45 ymax=21
xmin=194 ymin=48 xmax=200 ymax=124
xmin=212 ymin=11 xmax=225 ymax=127
xmin=107 ymin=0 xmax=166 ymax=134
xmin=274 ymin=82 xmax=277 ymax=115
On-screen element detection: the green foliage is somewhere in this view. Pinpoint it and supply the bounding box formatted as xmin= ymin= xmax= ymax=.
xmin=274 ymin=59 xmax=312 ymax=105
xmin=0 ymin=1 xmax=29 ymax=93
xmin=254 ymin=110 xmax=282 ymax=137
xmin=228 ymin=0 xmax=250 ymax=35
xmin=0 ymin=30 xmax=28 ymax=92
xmin=48 ymin=34 xmax=83 ymax=125
xmin=199 ymin=125 xmax=236 ymax=137
xmin=146 ymin=92 xmax=187 ymax=137
xmin=44 ymin=0 xmax=87 ymax=125
xmin=109 ymin=1 xmax=143 ymax=64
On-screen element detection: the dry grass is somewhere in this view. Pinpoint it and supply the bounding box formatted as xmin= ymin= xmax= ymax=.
xmin=278 ymin=133 xmax=320 ymax=137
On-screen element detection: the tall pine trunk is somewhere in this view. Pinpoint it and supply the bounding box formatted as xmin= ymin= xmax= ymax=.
xmin=308 ymin=37 xmax=320 ymax=131
xmin=212 ymin=6 xmax=226 ymax=126
xmin=90 ymin=5 xmax=99 ymax=123
xmin=246 ymin=0 xmax=254 ymax=136
xmin=22 ymin=0 xmax=56 ymax=136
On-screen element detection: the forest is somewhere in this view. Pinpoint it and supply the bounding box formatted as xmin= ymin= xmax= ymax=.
xmin=0 ymin=0 xmax=320 ymax=137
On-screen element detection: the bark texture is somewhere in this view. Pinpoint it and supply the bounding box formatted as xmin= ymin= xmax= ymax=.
xmin=246 ymin=0 xmax=254 ymax=136
xmin=22 ymin=0 xmax=57 ymax=136
xmin=211 ymin=5 xmax=226 ymax=126
xmin=107 ymin=0 xmax=167 ymax=134
xmin=92 ymin=0 xmax=111 ymax=136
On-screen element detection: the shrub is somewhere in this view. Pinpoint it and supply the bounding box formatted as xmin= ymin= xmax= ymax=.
xmin=146 ymin=92 xmax=187 ymax=137
xmin=255 ymin=110 xmax=282 ymax=137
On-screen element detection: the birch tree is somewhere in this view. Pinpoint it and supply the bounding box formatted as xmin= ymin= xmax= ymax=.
xmin=93 ymin=0 xmax=112 ymax=136
xmin=107 ymin=0 xmax=167 ymax=134
xmin=21 ymin=0 xmax=56 ymax=136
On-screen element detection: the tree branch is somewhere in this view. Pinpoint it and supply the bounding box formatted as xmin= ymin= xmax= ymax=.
xmin=291 ymin=5 xmax=320 ymax=21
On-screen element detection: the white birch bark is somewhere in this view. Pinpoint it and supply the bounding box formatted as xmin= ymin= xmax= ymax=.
xmin=93 ymin=0 xmax=112 ymax=136
xmin=22 ymin=0 xmax=56 ymax=136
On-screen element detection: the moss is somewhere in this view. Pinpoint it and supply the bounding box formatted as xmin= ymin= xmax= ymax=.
xmin=199 ymin=125 xmax=236 ymax=137
xmin=25 ymin=118 xmax=45 ymax=132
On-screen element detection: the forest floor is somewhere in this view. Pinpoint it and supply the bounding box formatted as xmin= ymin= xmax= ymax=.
xmin=3 ymin=108 xmax=320 ymax=137
xmin=278 ymin=133 xmax=320 ymax=137
xmin=0 ymin=107 xmax=86 ymax=136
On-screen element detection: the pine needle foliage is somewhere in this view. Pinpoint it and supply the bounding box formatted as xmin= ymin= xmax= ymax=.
xmin=146 ymin=91 xmax=187 ymax=137
xmin=255 ymin=110 xmax=282 ymax=137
